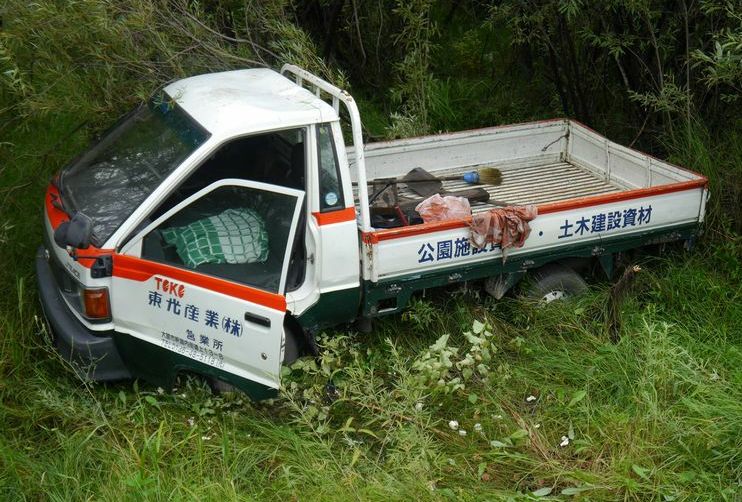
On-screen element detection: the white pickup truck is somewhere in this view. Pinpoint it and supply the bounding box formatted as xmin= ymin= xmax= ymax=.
xmin=37 ymin=65 xmax=708 ymax=398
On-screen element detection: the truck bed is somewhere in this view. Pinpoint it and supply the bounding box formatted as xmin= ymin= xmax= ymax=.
xmin=347 ymin=119 xmax=707 ymax=283
xmin=349 ymin=119 xmax=704 ymax=221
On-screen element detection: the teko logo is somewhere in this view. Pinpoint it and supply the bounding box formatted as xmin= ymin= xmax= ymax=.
xmin=154 ymin=277 xmax=185 ymax=298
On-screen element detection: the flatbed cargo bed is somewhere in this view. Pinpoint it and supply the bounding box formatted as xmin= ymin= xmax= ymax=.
xmin=351 ymin=119 xmax=704 ymax=221
xmin=348 ymin=119 xmax=707 ymax=284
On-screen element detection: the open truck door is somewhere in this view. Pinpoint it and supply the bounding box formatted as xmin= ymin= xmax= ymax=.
xmin=110 ymin=179 xmax=304 ymax=396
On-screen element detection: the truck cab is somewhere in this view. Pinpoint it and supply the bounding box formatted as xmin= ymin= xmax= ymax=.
xmin=38 ymin=66 xmax=365 ymax=398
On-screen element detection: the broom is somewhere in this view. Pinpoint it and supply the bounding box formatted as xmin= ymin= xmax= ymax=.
xmin=436 ymin=167 xmax=502 ymax=185
xmin=402 ymin=166 xmax=503 ymax=186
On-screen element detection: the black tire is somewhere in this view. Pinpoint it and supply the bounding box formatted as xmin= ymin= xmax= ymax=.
xmin=209 ymin=378 xmax=237 ymax=395
xmin=524 ymin=263 xmax=588 ymax=303
xmin=282 ymin=325 xmax=301 ymax=366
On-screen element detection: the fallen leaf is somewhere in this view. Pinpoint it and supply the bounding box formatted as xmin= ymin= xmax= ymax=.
xmin=561 ymin=486 xmax=593 ymax=495
xmin=632 ymin=464 xmax=650 ymax=480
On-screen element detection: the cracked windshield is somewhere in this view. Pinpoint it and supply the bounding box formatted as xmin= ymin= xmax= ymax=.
xmin=60 ymin=95 xmax=209 ymax=246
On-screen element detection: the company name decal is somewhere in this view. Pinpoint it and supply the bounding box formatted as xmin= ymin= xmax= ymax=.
xmin=414 ymin=204 xmax=654 ymax=266
xmin=147 ymin=276 xmax=245 ymax=354
xmin=148 ymin=289 xmax=243 ymax=336
xmin=557 ymin=205 xmax=653 ymax=239
xmin=154 ymin=276 xmax=186 ymax=298
xmin=417 ymin=238 xmax=499 ymax=264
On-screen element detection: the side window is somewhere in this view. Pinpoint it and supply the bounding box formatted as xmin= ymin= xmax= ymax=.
xmin=317 ymin=124 xmax=345 ymax=212
xmin=141 ymin=184 xmax=301 ymax=294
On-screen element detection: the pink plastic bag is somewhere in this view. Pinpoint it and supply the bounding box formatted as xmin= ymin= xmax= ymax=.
xmin=415 ymin=194 xmax=472 ymax=223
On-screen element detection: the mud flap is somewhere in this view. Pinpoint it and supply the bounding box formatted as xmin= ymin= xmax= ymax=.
xmin=484 ymin=271 xmax=525 ymax=299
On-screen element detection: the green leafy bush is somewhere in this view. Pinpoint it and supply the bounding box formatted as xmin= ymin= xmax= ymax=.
xmin=411 ymin=320 xmax=498 ymax=394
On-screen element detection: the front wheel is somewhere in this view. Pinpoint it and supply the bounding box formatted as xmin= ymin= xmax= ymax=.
xmin=282 ymin=325 xmax=301 ymax=366
xmin=524 ymin=263 xmax=588 ymax=303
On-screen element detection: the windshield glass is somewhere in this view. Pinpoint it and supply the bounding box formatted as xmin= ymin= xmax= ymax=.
xmin=61 ymin=94 xmax=209 ymax=246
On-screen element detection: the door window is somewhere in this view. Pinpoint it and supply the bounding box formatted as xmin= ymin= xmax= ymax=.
xmin=316 ymin=124 xmax=345 ymax=212
xmin=149 ymin=128 xmax=306 ymax=223
xmin=139 ymin=182 xmax=303 ymax=294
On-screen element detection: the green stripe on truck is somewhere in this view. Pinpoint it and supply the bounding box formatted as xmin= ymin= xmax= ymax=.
xmin=362 ymin=222 xmax=700 ymax=317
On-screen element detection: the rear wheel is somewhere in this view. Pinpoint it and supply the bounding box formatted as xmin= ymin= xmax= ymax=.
xmin=524 ymin=263 xmax=588 ymax=303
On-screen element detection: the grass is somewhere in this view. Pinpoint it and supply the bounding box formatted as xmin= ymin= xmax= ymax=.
xmin=0 ymin=112 xmax=740 ymax=500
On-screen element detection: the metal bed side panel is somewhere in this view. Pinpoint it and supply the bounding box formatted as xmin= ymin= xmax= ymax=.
xmin=567 ymin=122 xmax=705 ymax=190
xmin=347 ymin=121 xmax=569 ymax=182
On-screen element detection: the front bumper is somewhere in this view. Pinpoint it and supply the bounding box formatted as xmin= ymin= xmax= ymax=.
xmin=35 ymin=246 xmax=131 ymax=381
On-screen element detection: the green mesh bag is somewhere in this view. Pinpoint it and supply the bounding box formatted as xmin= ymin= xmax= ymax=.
xmin=161 ymin=208 xmax=269 ymax=269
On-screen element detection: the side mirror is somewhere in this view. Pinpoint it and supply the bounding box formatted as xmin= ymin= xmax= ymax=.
xmin=54 ymin=212 xmax=93 ymax=250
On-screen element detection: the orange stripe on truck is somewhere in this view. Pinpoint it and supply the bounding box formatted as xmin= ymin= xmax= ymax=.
xmin=45 ymin=183 xmax=68 ymax=231
xmin=536 ymin=178 xmax=707 ymax=215
xmin=361 ymin=178 xmax=707 ymax=244
xmin=112 ymin=254 xmax=287 ymax=311
xmin=312 ymin=207 xmax=356 ymax=226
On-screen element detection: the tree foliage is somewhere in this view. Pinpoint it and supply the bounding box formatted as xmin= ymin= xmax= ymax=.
xmin=0 ymin=0 xmax=740 ymax=225
xmin=3 ymin=1 xmax=739 ymax=132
